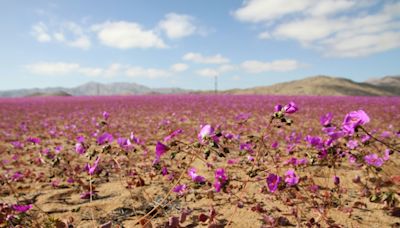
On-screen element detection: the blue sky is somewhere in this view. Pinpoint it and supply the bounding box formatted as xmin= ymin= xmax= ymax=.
xmin=1 ymin=0 xmax=399 ymax=90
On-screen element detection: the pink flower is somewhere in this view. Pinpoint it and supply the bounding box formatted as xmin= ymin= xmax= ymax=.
xmin=153 ymin=141 xmax=169 ymax=165
xmin=80 ymin=191 xmax=96 ymax=199
xmin=347 ymin=140 xmax=358 ymax=149
xmin=12 ymin=204 xmax=32 ymax=213
xmin=162 ymin=167 xmax=169 ymax=176
xmin=333 ymin=176 xmax=340 ymax=185
xmin=173 ymin=184 xmax=187 ymax=195
xmin=274 ymin=104 xmax=283 ymax=112
xmin=364 ymin=153 xmax=384 ymax=167
xmin=164 ymin=129 xmax=183 ymax=142
xmin=271 ymin=141 xmax=279 ymax=149
xmin=11 ymin=172 xmax=24 ymax=182
xmin=342 ymin=110 xmax=370 ymax=135
xmin=266 ymin=173 xmax=281 ymax=193
xmin=198 ymin=124 xmax=215 ymax=143
xmin=214 ymin=168 xmax=228 ymax=192
xmin=284 ymin=169 xmax=299 ymax=186
xmin=26 ymin=137 xmax=41 ymax=144
xmin=102 ymin=111 xmax=110 ymax=120
xmin=75 ymin=142 xmax=86 ymax=155
xmin=320 ymin=112 xmax=333 ymax=126
xmin=383 ymin=149 xmax=390 ymax=161
xmin=87 ymin=157 xmax=100 ymax=175
xmin=188 ymin=168 xmax=206 ymax=183
xmin=283 ymin=102 xmax=298 ymax=114
xmin=97 ymin=132 xmax=113 ymax=145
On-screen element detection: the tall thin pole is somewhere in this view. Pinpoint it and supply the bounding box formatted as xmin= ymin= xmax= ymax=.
xmin=214 ymin=75 xmax=218 ymax=94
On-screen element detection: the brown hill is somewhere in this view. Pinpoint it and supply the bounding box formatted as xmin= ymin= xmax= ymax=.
xmin=224 ymin=75 xmax=396 ymax=96
xmin=27 ymin=91 xmax=72 ymax=97
xmin=365 ymin=76 xmax=400 ymax=95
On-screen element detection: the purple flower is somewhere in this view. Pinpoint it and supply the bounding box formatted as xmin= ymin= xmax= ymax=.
xmin=305 ymin=135 xmax=323 ymax=148
xmin=76 ymin=135 xmax=85 ymax=143
xmin=284 ymin=157 xmax=308 ymax=166
xmin=364 ymin=153 xmax=384 ymax=167
xmin=271 ymin=141 xmax=279 ymax=149
xmin=383 ymin=149 xmax=390 ymax=161
xmin=26 ymin=137 xmax=41 ymax=144
xmin=214 ymin=168 xmax=228 ymax=192
xmin=274 ymin=104 xmax=283 ymax=112
xmin=347 ymin=140 xmax=358 ymax=150
xmin=284 ymin=169 xmax=299 ymax=186
xmin=153 ymin=141 xmax=169 ymax=165
xmin=188 ymin=168 xmax=206 ymax=183
xmin=54 ymin=145 xmax=63 ymax=154
xmin=12 ymin=204 xmax=32 ymax=213
xmin=198 ymin=124 xmax=215 ymax=143
xmin=130 ymin=132 xmax=141 ymax=145
xmin=87 ymin=157 xmax=100 ymax=175
xmin=173 ymin=184 xmax=187 ymax=195
xmin=162 ymin=167 xmax=169 ymax=176
xmin=283 ymin=102 xmax=298 ymax=114
xmin=164 ymin=129 xmax=183 ymax=142
xmin=240 ymin=143 xmax=254 ymax=154
xmin=11 ymin=172 xmax=24 ymax=182
xmin=309 ymin=185 xmax=319 ymax=193
xmin=97 ymin=132 xmax=113 ymax=145
xmin=342 ymin=110 xmax=370 ymax=135
xmin=227 ymin=159 xmax=238 ymax=164
xmin=80 ymin=191 xmax=96 ymax=199
xmin=320 ymin=112 xmax=333 ymax=126
xmin=75 ymin=142 xmax=86 ymax=155
xmin=102 ymin=111 xmax=110 ymax=120
xmin=117 ymin=137 xmax=132 ymax=150
xmin=266 ymin=173 xmax=281 ymax=193
xmin=11 ymin=141 xmax=23 ymax=149
xmin=333 ymin=176 xmax=340 ymax=185
xmin=361 ymin=134 xmax=371 ymax=143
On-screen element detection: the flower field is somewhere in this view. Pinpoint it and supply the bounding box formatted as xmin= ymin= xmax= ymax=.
xmin=1 ymin=95 xmax=400 ymax=227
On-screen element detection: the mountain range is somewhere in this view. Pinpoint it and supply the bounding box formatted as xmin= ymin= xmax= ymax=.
xmin=0 ymin=75 xmax=399 ymax=97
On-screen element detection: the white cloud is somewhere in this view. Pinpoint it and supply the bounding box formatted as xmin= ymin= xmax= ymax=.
xmin=125 ymin=67 xmax=170 ymax=78
xmin=32 ymin=22 xmax=91 ymax=49
xmin=307 ymin=0 xmax=355 ymax=16
xmin=32 ymin=22 xmax=52 ymax=42
xmin=78 ymin=67 xmax=104 ymax=77
xmin=273 ymin=18 xmax=345 ymax=42
xmin=104 ymin=63 xmax=124 ymax=77
xmin=183 ymin=52 xmax=230 ymax=64
xmin=234 ymin=1 xmax=400 ymax=57
xmin=25 ymin=62 xmax=80 ymax=75
xmin=232 ymin=75 xmax=241 ymax=81
xmin=92 ymin=21 xmax=167 ymax=49
xmin=170 ymin=63 xmax=189 ymax=72
xmin=25 ymin=62 xmax=173 ymax=78
xmin=68 ymin=36 xmax=91 ymax=49
xmin=323 ymin=31 xmax=400 ymax=57
xmin=54 ymin=32 xmax=65 ymax=42
xmin=159 ymin=13 xmax=196 ymax=39
xmin=258 ymin=31 xmax=271 ymax=40
xmin=196 ymin=68 xmax=219 ymax=77
xmin=233 ymin=0 xmax=314 ymax=22
xmin=241 ymin=60 xmax=301 ymax=73
xmin=196 ymin=64 xmax=236 ymax=77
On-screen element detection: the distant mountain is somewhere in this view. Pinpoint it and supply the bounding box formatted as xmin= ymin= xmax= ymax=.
xmin=364 ymin=76 xmax=400 ymax=95
xmin=0 ymin=81 xmax=191 ymax=97
xmin=0 ymin=75 xmax=399 ymax=97
xmin=27 ymin=91 xmax=72 ymax=97
xmin=225 ymin=75 xmax=399 ymax=96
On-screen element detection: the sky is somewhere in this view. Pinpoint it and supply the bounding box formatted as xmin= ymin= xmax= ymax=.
xmin=1 ymin=0 xmax=400 ymax=91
